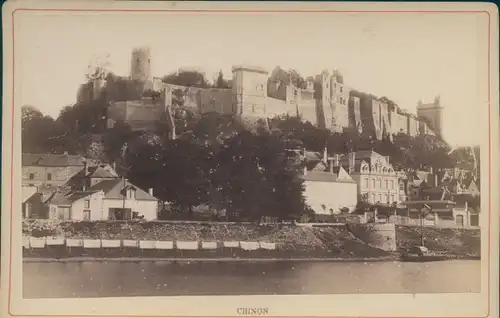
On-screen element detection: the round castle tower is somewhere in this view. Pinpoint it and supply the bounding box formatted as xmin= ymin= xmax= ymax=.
xmin=130 ymin=47 xmax=152 ymax=82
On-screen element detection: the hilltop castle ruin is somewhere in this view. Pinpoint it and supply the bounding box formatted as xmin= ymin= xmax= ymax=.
xmin=81 ymin=47 xmax=443 ymax=141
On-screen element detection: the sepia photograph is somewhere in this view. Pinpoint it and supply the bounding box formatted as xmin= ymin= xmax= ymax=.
xmin=2 ymin=1 xmax=498 ymax=317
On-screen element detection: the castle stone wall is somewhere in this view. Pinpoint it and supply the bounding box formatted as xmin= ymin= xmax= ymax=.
xmin=408 ymin=116 xmax=419 ymax=136
xmin=348 ymin=96 xmax=363 ymax=133
xmin=391 ymin=111 xmax=408 ymax=135
xmin=297 ymin=99 xmax=318 ymax=126
xmin=199 ymin=89 xmax=233 ymax=114
xmin=103 ymin=51 xmax=439 ymax=138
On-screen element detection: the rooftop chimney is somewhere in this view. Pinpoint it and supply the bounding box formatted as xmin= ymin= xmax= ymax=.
xmin=148 ymin=188 xmax=154 ymax=196
xmin=329 ymin=159 xmax=334 ymax=173
xmin=333 ymin=154 xmax=339 ymax=167
xmin=348 ymin=152 xmax=355 ymax=174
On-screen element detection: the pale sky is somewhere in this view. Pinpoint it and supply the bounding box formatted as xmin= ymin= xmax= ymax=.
xmin=14 ymin=11 xmax=489 ymax=146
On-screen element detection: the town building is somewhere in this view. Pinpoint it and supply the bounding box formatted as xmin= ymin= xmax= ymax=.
xmin=22 ymin=152 xmax=90 ymax=188
xmin=301 ymin=152 xmax=358 ymax=215
xmin=401 ymin=166 xmax=480 ymax=228
xmin=45 ymin=178 xmax=158 ymax=221
xmin=21 ymin=153 xmax=159 ymax=221
xmin=337 ymin=151 xmax=402 ymax=205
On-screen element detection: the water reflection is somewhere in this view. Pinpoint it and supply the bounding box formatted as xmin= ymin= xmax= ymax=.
xmin=23 ymin=260 xmax=481 ymax=298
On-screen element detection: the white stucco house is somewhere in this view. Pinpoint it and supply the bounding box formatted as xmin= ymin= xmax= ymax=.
xmin=301 ymin=153 xmax=358 ymax=215
xmin=44 ymin=164 xmax=159 ymax=221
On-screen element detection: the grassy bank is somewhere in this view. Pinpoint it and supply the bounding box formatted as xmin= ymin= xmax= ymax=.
xmin=395 ymin=225 xmax=481 ymax=258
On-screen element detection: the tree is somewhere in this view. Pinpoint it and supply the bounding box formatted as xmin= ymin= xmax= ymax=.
xmin=21 ymin=106 xmax=58 ymax=153
xmin=213 ymin=70 xmax=231 ymax=89
xmin=85 ymin=54 xmax=110 ymax=81
xmin=288 ymin=69 xmax=306 ymax=89
xmin=162 ymin=70 xmax=210 ymax=88
xmin=102 ymin=121 xmax=133 ymax=163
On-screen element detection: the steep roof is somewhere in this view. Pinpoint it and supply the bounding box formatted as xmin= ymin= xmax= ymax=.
xmin=89 ymin=179 xmax=157 ymax=201
xmin=302 ymin=166 xmax=356 ymax=183
xmin=23 ymin=153 xmax=86 ymax=167
xmin=88 ymin=165 xmax=117 ymax=178
xmin=45 ymin=191 xmax=71 ymax=205
xmin=66 ymin=191 xmax=100 ymax=202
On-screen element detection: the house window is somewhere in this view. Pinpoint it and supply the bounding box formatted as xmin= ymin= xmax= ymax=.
xmin=364 ymin=178 xmax=369 ymax=188
xmin=378 ymin=179 xmax=382 ymax=189
xmin=378 ymin=194 xmax=382 ymax=202
xmin=456 ymin=215 xmax=464 ymax=227
xmin=84 ymin=199 xmax=90 ymax=209
xmin=372 ymin=179 xmax=376 ymax=188
xmin=29 ymin=173 xmax=35 ymax=180
xmin=383 ymin=194 xmax=388 ymax=203
xmin=340 ymin=86 xmax=343 ymax=93
xmin=83 ymin=210 xmax=91 ymax=221
xmin=390 ymin=195 xmax=395 ymax=203
xmin=399 ymin=183 xmax=405 ymax=191
xmin=385 ymin=180 xmax=389 ymax=189
xmin=389 ymin=180 xmax=394 ymax=189
xmin=47 ymin=173 xmax=52 ymax=181
xmin=372 ymin=193 xmax=376 ymax=202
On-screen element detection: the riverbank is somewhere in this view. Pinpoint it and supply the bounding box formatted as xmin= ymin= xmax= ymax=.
xmin=23 ymin=254 xmax=481 ymax=263
xmin=22 ymin=220 xmax=481 ymax=261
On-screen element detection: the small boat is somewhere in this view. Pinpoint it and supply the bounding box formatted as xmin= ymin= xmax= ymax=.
xmin=400 ymin=245 xmax=448 ymax=262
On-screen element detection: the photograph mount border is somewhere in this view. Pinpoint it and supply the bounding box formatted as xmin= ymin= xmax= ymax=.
xmin=5 ymin=6 xmax=495 ymax=318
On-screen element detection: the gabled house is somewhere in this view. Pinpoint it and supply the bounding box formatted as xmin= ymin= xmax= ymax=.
xmin=301 ymin=154 xmax=358 ymax=215
xmin=25 ymin=158 xmax=159 ymax=221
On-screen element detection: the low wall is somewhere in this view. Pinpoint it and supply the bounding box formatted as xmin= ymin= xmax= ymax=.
xmin=347 ymin=223 xmax=397 ymax=251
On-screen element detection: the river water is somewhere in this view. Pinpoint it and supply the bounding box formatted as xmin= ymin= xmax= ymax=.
xmin=23 ymin=260 xmax=481 ymax=298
